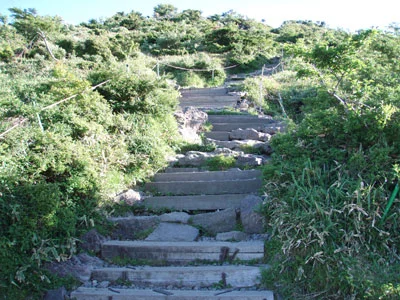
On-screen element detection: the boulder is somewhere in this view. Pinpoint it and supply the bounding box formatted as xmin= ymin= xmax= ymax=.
xmin=191 ymin=208 xmax=238 ymax=235
xmin=46 ymin=253 xmax=105 ymax=282
xmin=235 ymin=154 xmax=265 ymax=168
xmin=230 ymin=128 xmax=272 ymax=142
xmin=174 ymin=107 xmax=208 ymax=143
xmin=79 ymin=229 xmax=107 ymax=254
xmin=109 ymin=216 xmax=160 ymax=240
xmin=114 ymin=189 xmax=142 ymax=206
xmin=240 ymin=195 xmax=264 ymax=234
xmin=145 ymin=223 xmax=199 ymax=241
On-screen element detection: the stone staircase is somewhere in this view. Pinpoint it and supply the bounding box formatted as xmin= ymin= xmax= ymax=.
xmin=71 ymin=87 xmax=282 ymax=300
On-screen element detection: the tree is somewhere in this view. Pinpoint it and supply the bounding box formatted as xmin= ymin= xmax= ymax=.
xmin=9 ymin=7 xmax=62 ymax=39
xmin=153 ymin=4 xmax=178 ymax=19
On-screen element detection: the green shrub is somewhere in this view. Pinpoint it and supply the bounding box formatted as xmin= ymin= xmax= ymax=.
xmin=205 ymin=155 xmax=236 ymax=171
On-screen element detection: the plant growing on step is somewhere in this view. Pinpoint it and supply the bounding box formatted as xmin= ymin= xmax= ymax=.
xmin=205 ymin=155 xmax=236 ymax=171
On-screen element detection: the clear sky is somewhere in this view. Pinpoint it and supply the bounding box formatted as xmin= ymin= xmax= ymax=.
xmin=1 ymin=0 xmax=399 ymax=31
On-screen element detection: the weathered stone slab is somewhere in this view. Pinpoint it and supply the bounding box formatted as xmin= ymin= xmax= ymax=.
xmin=190 ymin=208 xmax=237 ymax=235
xmin=144 ymin=178 xmax=262 ymax=195
xmin=153 ymin=169 xmax=261 ymax=182
xmin=230 ymin=128 xmax=271 ymax=142
xmin=204 ymin=131 xmax=231 ymax=141
xmin=72 ymin=287 xmax=274 ymax=300
xmin=240 ymin=195 xmax=265 ymax=234
xmin=101 ymin=241 xmax=264 ymax=263
xmin=216 ymin=231 xmax=249 ymax=241
xmin=143 ymin=194 xmax=248 ymax=211
xmin=91 ymin=265 xmax=263 ymax=288
xmin=207 ymin=115 xmax=274 ymax=123
xmin=211 ymin=123 xmax=273 ymax=132
xmin=159 ymin=212 xmax=190 ymax=223
xmin=145 ymin=223 xmax=199 ymax=242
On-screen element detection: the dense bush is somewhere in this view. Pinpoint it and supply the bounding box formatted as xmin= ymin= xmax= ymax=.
xmin=259 ymin=30 xmax=400 ymax=299
xmin=0 ymin=55 xmax=180 ymax=298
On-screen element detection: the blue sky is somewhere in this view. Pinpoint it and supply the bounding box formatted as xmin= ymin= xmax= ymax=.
xmin=1 ymin=0 xmax=399 ymax=31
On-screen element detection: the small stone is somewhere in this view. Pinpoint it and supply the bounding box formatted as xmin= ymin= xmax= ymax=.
xmin=159 ymin=212 xmax=190 ymax=223
xmin=216 ymin=231 xmax=249 ymax=241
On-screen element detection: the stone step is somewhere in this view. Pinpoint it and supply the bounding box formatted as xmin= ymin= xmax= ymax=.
xmin=211 ymin=123 xmax=275 ymax=132
xmin=91 ymin=265 xmax=267 ymax=288
xmin=102 ymin=241 xmax=265 ymax=263
xmin=164 ymin=167 xmax=200 ymax=173
xmin=143 ymin=194 xmax=248 ymax=211
xmin=204 ymin=131 xmax=231 ymax=141
xmin=144 ymin=178 xmax=262 ymax=195
xmin=208 ymin=115 xmax=274 ymax=123
xmin=179 ymin=103 xmax=236 ymax=109
xmin=71 ymin=287 xmax=274 ymax=300
xmin=180 ymin=87 xmax=228 ymax=96
xmin=153 ymin=170 xmax=262 ymax=182
xmin=181 ymin=95 xmax=239 ymax=102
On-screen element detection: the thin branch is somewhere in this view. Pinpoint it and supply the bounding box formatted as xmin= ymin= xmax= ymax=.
xmin=37 ymin=29 xmax=59 ymax=61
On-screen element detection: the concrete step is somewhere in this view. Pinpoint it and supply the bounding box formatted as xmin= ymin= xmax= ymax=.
xmin=153 ymin=170 xmax=262 ymax=182
xmin=144 ymin=178 xmax=262 ymax=195
xmin=72 ymin=287 xmax=274 ymax=300
xmin=208 ymin=115 xmax=274 ymax=123
xmin=180 ymin=87 xmax=228 ymax=96
xmin=164 ymin=167 xmax=200 ymax=173
xmin=211 ymin=123 xmax=274 ymax=132
xmin=102 ymin=241 xmax=265 ymax=263
xmin=180 ymin=96 xmax=239 ymax=104
xmin=204 ymin=131 xmax=231 ymax=141
xmin=179 ymin=103 xmax=236 ymax=109
xmin=91 ymin=265 xmax=267 ymax=288
xmin=143 ymin=194 xmax=249 ymax=211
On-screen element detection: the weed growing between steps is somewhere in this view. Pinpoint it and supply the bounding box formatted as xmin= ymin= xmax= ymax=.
xmin=205 ymin=155 xmax=236 ymax=171
xmin=177 ymin=141 xmax=216 ymax=153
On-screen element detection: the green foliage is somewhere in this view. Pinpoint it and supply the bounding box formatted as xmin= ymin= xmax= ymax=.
xmin=161 ymin=53 xmax=226 ymax=87
xmin=260 ymin=28 xmax=400 ymax=298
xmin=205 ymin=155 xmax=236 ymax=171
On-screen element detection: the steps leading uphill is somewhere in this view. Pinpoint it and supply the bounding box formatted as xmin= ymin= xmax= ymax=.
xmin=72 ymin=87 xmax=283 ymax=300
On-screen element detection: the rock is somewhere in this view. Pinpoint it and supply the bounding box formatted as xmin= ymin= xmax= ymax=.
xmin=260 ymin=123 xmax=287 ymax=135
xmin=159 ymin=212 xmax=190 ymax=223
xmin=46 ymin=253 xmax=105 ymax=282
xmin=216 ymin=231 xmax=249 ymax=241
xmin=97 ymin=281 xmax=110 ymax=288
xmin=235 ymin=154 xmax=265 ymax=167
xmin=44 ymin=287 xmax=67 ymax=300
xmin=79 ymin=229 xmax=107 ymax=254
xmin=191 ymin=208 xmax=238 ymax=235
xmin=176 ymin=151 xmax=209 ymax=167
xmin=253 ymin=142 xmax=273 ymax=155
xmin=109 ymin=216 xmax=160 ymax=240
xmin=240 ymin=195 xmax=264 ymax=234
xmin=174 ymin=107 xmax=208 ymax=143
xmin=230 ymin=128 xmax=272 ymax=142
xmin=114 ymin=189 xmax=142 ymax=206
xmin=145 ymin=223 xmax=199 ymax=241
